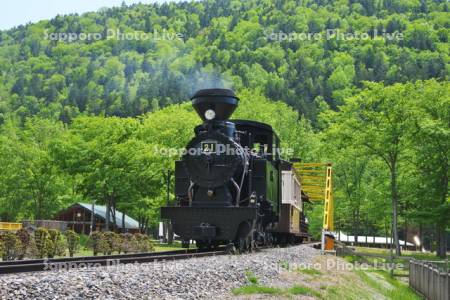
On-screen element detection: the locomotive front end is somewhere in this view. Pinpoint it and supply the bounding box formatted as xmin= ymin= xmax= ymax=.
xmin=161 ymin=89 xmax=257 ymax=249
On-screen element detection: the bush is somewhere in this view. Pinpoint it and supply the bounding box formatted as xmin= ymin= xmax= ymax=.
xmin=134 ymin=233 xmax=154 ymax=253
xmin=102 ymin=231 xmax=120 ymax=255
xmin=34 ymin=228 xmax=51 ymax=258
xmin=115 ymin=234 xmax=124 ymax=254
xmin=0 ymin=232 xmax=20 ymax=261
xmin=15 ymin=229 xmax=31 ymax=260
xmin=120 ymin=233 xmax=137 ymax=254
xmin=47 ymin=229 xmax=66 ymax=258
xmin=0 ymin=238 xmax=4 ymax=260
xmin=64 ymin=230 xmax=80 ymax=257
xmin=26 ymin=237 xmax=39 ymax=259
xmin=89 ymin=231 xmax=105 ymax=256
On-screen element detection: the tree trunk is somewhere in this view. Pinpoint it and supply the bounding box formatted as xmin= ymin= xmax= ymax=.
xmin=436 ymin=224 xmax=447 ymax=258
xmin=436 ymin=169 xmax=448 ymax=258
xmin=122 ymin=210 xmax=126 ymax=233
xmin=111 ymin=206 xmax=117 ymax=231
xmin=404 ymin=219 xmax=407 ymax=248
xmin=111 ymin=192 xmax=117 ymax=231
xmin=353 ymin=208 xmax=360 ymax=244
xmin=390 ymin=161 xmax=401 ymax=256
xmin=105 ymin=198 xmax=110 ymax=231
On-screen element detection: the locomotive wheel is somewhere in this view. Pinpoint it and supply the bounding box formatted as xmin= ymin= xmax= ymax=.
xmin=238 ymin=238 xmax=247 ymax=253
xmin=236 ymin=221 xmax=255 ymax=253
xmin=237 ymin=232 xmax=255 ymax=253
xmin=226 ymin=243 xmax=237 ymax=254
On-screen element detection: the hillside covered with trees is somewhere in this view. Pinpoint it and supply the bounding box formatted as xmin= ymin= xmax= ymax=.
xmin=0 ymin=0 xmax=448 ymax=257
xmin=0 ymin=0 xmax=448 ymax=123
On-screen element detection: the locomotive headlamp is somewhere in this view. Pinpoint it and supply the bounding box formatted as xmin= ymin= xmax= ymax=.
xmin=204 ymin=109 xmax=216 ymax=120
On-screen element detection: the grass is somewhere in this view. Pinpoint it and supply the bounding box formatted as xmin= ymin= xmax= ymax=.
xmin=321 ymin=269 xmax=421 ymax=300
xmin=232 ymin=284 xmax=322 ymax=297
xmin=232 ymin=257 xmax=422 ymax=300
xmin=288 ymin=285 xmax=322 ymax=297
xmin=66 ymin=239 xmax=185 ymax=257
xmin=279 ymin=260 xmax=290 ymax=270
xmin=232 ymin=270 xmax=323 ymax=298
xmin=355 ymin=269 xmax=421 ymax=300
xmin=232 ymin=285 xmax=282 ymax=295
xmin=296 ymin=267 xmax=322 ymax=276
xmin=354 ymin=246 xmax=448 ymax=261
xmin=245 ymin=271 xmax=259 ymax=284
xmin=153 ymin=241 xmax=184 ymax=252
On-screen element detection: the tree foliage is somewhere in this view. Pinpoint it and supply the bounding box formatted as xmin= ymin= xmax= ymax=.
xmin=0 ymin=0 xmax=447 ymax=124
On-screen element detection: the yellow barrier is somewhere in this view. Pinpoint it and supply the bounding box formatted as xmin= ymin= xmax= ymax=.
xmin=293 ymin=162 xmax=334 ymax=231
xmin=0 ymin=222 xmax=23 ymax=231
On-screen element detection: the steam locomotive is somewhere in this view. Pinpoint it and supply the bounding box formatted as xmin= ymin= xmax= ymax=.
xmin=161 ymin=89 xmax=309 ymax=251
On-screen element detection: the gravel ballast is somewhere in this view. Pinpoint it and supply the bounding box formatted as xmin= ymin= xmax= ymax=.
xmin=0 ymin=245 xmax=318 ymax=299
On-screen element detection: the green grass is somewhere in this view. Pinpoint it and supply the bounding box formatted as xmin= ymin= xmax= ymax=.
xmin=232 ymin=284 xmax=322 ymax=298
xmin=245 ymin=271 xmax=259 ymax=284
xmin=297 ymin=267 xmax=322 ymax=276
xmin=232 ymin=270 xmax=322 ymax=298
xmin=68 ymin=240 xmax=185 ymax=257
xmin=79 ymin=234 xmax=90 ymax=248
xmin=279 ymin=260 xmax=290 ymax=270
xmin=232 ymin=285 xmax=283 ymax=295
xmin=355 ymin=269 xmax=421 ymax=300
xmin=354 ymin=246 xmax=448 ymax=261
xmin=344 ymin=254 xmax=365 ymax=264
xmin=288 ymin=285 xmax=322 ymax=297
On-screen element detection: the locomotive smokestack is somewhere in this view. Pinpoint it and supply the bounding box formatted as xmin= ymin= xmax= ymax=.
xmin=191 ymin=88 xmax=239 ymax=122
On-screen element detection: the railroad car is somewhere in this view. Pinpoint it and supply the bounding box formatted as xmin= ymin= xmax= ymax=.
xmin=161 ymin=89 xmax=309 ymax=251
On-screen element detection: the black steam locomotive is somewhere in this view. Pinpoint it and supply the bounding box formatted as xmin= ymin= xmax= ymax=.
xmin=161 ymin=89 xmax=309 ymax=251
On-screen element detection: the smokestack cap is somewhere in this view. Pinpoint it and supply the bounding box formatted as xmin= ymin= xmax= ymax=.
xmin=191 ymin=88 xmax=239 ymax=122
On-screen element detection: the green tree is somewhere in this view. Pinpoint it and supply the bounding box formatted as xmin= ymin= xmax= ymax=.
xmin=408 ymin=80 xmax=450 ymax=258
xmin=325 ymin=82 xmax=416 ymax=256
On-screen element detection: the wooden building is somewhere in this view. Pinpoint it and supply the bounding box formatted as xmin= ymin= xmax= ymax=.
xmin=54 ymin=203 xmax=140 ymax=234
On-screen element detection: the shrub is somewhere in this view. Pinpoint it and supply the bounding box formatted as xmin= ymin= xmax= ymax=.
xmin=26 ymin=237 xmax=39 ymax=259
xmin=89 ymin=231 xmax=105 ymax=256
xmin=102 ymin=231 xmax=120 ymax=255
xmin=47 ymin=229 xmax=66 ymax=258
xmin=0 ymin=238 xmax=4 ymax=260
xmin=134 ymin=233 xmax=154 ymax=253
xmin=64 ymin=230 xmax=80 ymax=257
xmin=120 ymin=233 xmax=137 ymax=254
xmin=115 ymin=234 xmax=124 ymax=254
xmin=0 ymin=232 xmax=20 ymax=261
xmin=15 ymin=229 xmax=31 ymax=260
xmin=35 ymin=228 xmax=51 ymax=258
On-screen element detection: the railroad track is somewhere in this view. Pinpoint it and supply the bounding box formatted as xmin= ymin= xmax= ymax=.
xmin=0 ymin=248 xmax=226 ymax=275
xmin=0 ymin=241 xmax=319 ymax=275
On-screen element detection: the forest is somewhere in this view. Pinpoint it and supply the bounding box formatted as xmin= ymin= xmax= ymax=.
xmin=0 ymin=0 xmax=448 ymax=257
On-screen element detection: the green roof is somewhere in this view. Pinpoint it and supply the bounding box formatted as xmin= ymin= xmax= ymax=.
xmin=76 ymin=202 xmax=139 ymax=229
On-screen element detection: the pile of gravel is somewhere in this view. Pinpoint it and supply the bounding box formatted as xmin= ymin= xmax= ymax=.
xmin=0 ymin=245 xmax=318 ymax=299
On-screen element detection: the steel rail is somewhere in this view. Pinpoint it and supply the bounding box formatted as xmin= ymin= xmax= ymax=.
xmin=0 ymin=241 xmax=319 ymax=275
xmin=0 ymin=248 xmax=198 ymax=266
xmin=0 ymin=249 xmax=226 ymax=275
